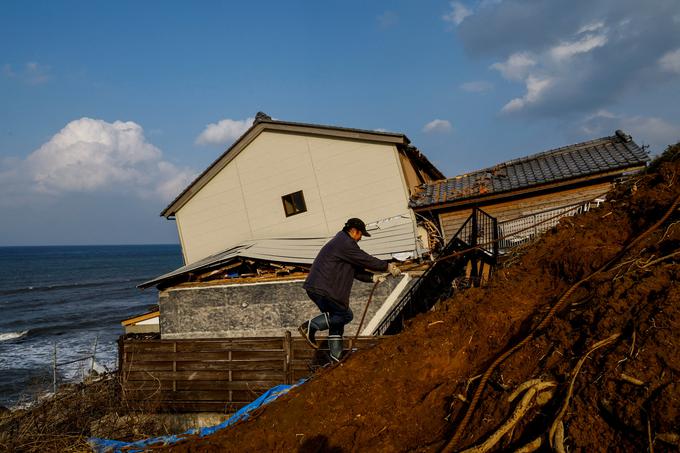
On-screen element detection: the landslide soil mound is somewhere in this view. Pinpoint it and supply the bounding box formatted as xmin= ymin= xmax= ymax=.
xmin=169 ymin=145 xmax=680 ymax=453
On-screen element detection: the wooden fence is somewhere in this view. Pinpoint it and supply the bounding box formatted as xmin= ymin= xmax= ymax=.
xmin=120 ymin=333 xmax=383 ymax=412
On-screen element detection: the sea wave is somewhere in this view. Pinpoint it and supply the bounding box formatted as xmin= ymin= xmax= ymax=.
xmin=0 ymin=330 xmax=29 ymax=342
xmin=0 ymin=277 xmax=156 ymax=297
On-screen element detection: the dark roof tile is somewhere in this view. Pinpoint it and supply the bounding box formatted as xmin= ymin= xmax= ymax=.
xmin=410 ymin=131 xmax=648 ymax=209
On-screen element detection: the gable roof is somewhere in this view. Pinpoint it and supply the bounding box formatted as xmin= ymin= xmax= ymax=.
xmin=410 ymin=130 xmax=648 ymax=210
xmin=139 ymin=214 xmax=423 ymax=289
xmin=161 ymin=113 xmax=444 ymax=217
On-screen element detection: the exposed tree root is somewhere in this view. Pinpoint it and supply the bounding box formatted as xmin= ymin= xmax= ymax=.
xmin=548 ymin=333 xmax=621 ymax=449
xmin=512 ymin=436 xmax=541 ymax=453
xmin=459 ymin=380 xmax=556 ymax=453
xmin=442 ymin=193 xmax=680 ymax=453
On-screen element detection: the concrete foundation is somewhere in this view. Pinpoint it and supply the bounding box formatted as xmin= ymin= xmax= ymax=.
xmin=160 ymin=276 xmax=409 ymax=339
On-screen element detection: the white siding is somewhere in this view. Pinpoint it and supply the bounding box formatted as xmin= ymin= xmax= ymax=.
xmin=309 ymin=135 xmax=409 ymax=227
xmin=237 ymin=132 xmax=327 ymax=239
xmin=176 ymin=131 xmax=410 ymax=264
xmin=175 ymin=163 xmax=252 ymax=264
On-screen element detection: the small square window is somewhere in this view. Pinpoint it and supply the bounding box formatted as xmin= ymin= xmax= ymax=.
xmin=282 ymin=190 xmax=307 ymax=217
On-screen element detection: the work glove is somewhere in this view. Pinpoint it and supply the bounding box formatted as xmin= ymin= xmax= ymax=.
xmin=372 ymin=273 xmax=387 ymax=283
xmin=387 ymin=263 xmax=401 ymax=277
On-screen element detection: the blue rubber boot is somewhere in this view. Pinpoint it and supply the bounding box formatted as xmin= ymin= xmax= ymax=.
xmin=298 ymin=313 xmax=329 ymax=349
xmin=328 ymin=335 xmax=344 ymax=362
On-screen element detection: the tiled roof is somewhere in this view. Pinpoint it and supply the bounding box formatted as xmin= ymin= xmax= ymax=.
xmin=139 ymin=215 xmax=423 ymax=289
xmin=410 ymin=130 xmax=648 ymax=209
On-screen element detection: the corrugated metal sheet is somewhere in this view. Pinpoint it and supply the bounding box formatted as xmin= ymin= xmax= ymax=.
xmin=139 ymin=214 xmax=422 ymax=289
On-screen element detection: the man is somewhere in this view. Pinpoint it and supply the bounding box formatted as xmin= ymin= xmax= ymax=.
xmin=299 ymin=218 xmax=401 ymax=361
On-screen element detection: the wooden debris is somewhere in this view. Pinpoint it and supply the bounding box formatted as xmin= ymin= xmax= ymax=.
xmin=619 ymin=373 xmax=645 ymax=386
xmin=656 ymin=432 xmax=680 ymax=447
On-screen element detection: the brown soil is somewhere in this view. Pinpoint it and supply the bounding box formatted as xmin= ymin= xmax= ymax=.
xmin=167 ymin=145 xmax=680 ymax=452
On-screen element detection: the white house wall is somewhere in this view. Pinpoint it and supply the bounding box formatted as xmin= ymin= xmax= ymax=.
xmin=307 ymin=134 xmax=409 ymax=228
xmin=174 ymin=163 xmax=252 ymax=264
xmin=175 ymin=130 xmax=411 ymax=264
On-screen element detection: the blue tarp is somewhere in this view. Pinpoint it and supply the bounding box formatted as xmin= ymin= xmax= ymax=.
xmin=89 ymin=379 xmax=306 ymax=453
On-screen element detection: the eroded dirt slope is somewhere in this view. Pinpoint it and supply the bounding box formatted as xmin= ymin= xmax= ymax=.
xmin=168 ymin=145 xmax=680 ymax=452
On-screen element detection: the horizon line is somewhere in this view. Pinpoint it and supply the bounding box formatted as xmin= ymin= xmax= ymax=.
xmin=0 ymin=243 xmax=181 ymax=248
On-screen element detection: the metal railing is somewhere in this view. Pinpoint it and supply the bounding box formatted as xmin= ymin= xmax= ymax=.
xmin=372 ymin=199 xmax=605 ymax=336
xmin=447 ymin=207 xmax=498 ymax=256
xmin=374 ymin=208 xmax=498 ymax=336
xmin=496 ymin=199 xmax=603 ymax=253
xmin=51 ymin=336 xmax=101 ymax=393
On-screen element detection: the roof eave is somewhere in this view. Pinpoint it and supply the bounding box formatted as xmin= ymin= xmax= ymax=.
xmin=121 ymin=310 xmax=160 ymax=326
xmin=160 ymin=121 xmax=264 ymax=218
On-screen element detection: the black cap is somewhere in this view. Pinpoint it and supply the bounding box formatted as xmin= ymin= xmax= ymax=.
xmin=344 ymin=218 xmax=371 ymax=237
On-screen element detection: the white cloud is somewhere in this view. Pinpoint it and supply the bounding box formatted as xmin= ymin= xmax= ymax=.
xmin=423 ymin=119 xmax=453 ymax=134
xmin=462 ymin=1 xmax=680 ymax=117
xmin=443 ymin=2 xmax=472 ymax=26
xmin=577 ymin=21 xmax=604 ymax=34
xmin=549 ymin=33 xmax=608 ymax=62
xmin=585 ymin=109 xmax=617 ymax=120
xmin=579 ymin=111 xmax=680 ymax=153
xmin=2 ymin=118 xmax=196 ymax=203
xmin=620 ymin=116 xmax=680 ymax=150
xmin=460 ymin=80 xmax=494 ymax=92
xmin=659 ymin=48 xmax=680 ymax=74
xmin=490 ymin=52 xmax=536 ymax=81
xmin=502 ymin=76 xmax=553 ymax=113
xmin=154 ymin=161 xmax=197 ymax=201
xmin=195 ymin=117 xmax=254 ymax=146
xmin=491 ymin=25 xmax=609 ymax=114
xmin=2 ymin=62 xmax=51 ymax=85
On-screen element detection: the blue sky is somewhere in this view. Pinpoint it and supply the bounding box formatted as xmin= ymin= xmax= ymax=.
xmin=1 ymin=0 xmax=679 ymax=245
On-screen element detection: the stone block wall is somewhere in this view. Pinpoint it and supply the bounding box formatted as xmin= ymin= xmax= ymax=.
xmin=160 ymin=276 xmax=407 ymax=339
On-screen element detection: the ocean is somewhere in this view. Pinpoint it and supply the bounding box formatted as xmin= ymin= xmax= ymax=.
xmin=0 ymin=244 xmax=182 ymax=408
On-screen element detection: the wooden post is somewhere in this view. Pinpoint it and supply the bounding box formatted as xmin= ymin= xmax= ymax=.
xmin=283 ymin=330 xmax=291 ymax=385
xmin=533 ymin=213 xmax=538 ymax=238
xmin=117 ymin=336 xmax=124 ymax=381
xmin=228 ymin=345 xmax=233 ymax=404
xmin=90 ymin=335 xmax=99 ymax=374
xmin=470 ymin=207 xmax=479 ymax=285
xmin=52 ymin=342 xmax=57 ymax=394
xmin=172 ymin=341 xmax=177 ymax=392
xmin=492 ymin=215 xmax=499 ymax=265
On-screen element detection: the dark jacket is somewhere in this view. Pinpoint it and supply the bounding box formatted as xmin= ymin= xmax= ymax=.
xmin=303 ymin=231 xmax=389 ymax=308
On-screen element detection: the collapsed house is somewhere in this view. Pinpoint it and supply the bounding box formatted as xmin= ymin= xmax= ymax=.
xmin=126 ymin=113 xmax=444 ymax=338
xmin=119 ymin=120 xmax=649 ymax=413
xmin=125 ymin=122 xmax=648 ymax=341
xmin=411 ymin=130 xmax=649 ymax=251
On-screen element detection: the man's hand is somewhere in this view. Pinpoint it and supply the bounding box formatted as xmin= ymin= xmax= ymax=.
xmin=372 ymin=273 xmax=387 ymax=283
xmin=387 ymin=263 xmax=401 ymax=277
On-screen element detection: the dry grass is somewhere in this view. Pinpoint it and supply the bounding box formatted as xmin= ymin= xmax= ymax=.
xmin=0 ymin=373 xmax=167 ymax=453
